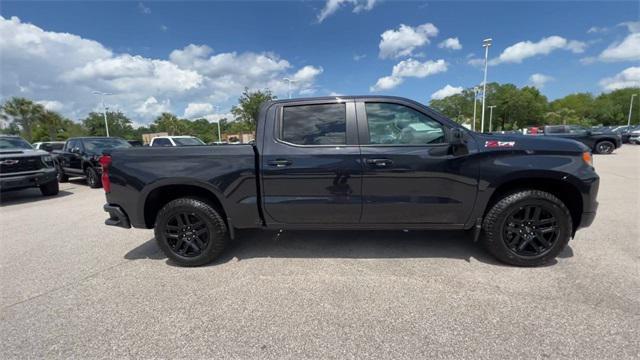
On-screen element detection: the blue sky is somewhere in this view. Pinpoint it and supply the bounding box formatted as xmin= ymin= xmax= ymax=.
xmin=1 ymin=1 xmax=638 ymax=124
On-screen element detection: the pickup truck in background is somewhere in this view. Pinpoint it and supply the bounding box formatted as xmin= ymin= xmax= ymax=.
xmin=102 ymin=96 xmax=600 ymax=267
xmin=149 ymin=136 xmax=205 ymax=147
xmin=53 ymin=137 xmax=131 ymax=188
xmin=0 ymin=135 xmax=59 ymax=196
xmin=541 ymin=125 xmax=622 ymax=154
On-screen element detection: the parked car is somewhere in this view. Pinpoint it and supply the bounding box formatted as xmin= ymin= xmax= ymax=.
xmin=32 ymin=141 xmax=65 ymax=152
xmin=53 ymin=137 xmax=131 ymax=188
xmin=0 ymin=135 xmax=59 ymax=196
xmin=539 ymin=125 xmax=621 ymax=154
xmin=102 ymin=96 xmax=599 ymax=267
xmin=149 ymin=136 xmax=205 ymax=147
xmin=629 ymin=128 xmax=640 ymax=144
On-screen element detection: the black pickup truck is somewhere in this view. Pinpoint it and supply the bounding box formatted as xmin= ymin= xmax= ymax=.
xmin=541 ymin=125 xmax=622 ymax=154
xmin=102 ymin=96 xmax=599 ymax=267
xmin=0 ymin=135 xmax=59 ymax=196
xmin=54 ymin=137 xmax=131 ymax=188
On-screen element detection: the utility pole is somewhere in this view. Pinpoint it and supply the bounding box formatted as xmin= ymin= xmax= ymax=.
xmin=488 ymin=105 xmax=497 ymax=132
xmin=92 ymin=91 xmax=112 ymax=137
xmin=283 ymin=78 xmax=297 ymax=99
xmin=481 ymin=38 xmax=492 ymax=133
xmin=472 ymin=86 xmax=479 ymax=131
xmin=628 ymin=94 xmax=637 ymax=129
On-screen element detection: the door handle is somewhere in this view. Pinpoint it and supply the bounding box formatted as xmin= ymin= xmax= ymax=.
xmin=267 ymin=159 xmax=292 ymax=168
xmin=366 ymin=158 xmax=393 ymax=167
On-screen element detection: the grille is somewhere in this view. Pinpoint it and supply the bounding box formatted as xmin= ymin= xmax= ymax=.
xmin=0 ymin=156 xmax=43 ymax=174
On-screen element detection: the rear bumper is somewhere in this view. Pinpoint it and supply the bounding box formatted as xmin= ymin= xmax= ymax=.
xmin=103 ymin=204 xmax=131 ymax=229
xmin=0 ymin=169 xmax=57 ymax=192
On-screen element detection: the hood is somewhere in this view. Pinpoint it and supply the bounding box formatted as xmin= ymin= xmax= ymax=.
xmin=473 ymin=133 xmax=589 ymax=153
xmin=0 ymin=149 xmax=48 ymax=158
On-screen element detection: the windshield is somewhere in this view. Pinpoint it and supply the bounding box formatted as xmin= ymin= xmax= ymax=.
xmin=173 ymin=137 xmax=205 ymax=146
xmin=83 ymin=138 xmax=131 ymax=154
xmin=0 ymin=137 xmax=33 ymax=150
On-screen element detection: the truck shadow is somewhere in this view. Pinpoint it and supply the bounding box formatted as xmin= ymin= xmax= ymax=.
xmin=125 ymin=230 xmax=574 ymax=267
xmin=0 ymin=188 xmax=73 ymax=206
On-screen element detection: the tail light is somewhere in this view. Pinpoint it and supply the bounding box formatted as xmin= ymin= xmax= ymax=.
xmin=99 ymin=155 xmax=112 ymax=193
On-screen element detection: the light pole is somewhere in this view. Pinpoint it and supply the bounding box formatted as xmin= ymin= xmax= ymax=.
xmin=92 ymin=91 xmax=112 ymax=137
xmin=488 ymin=105 xmax=497 ymax=132
xmin=213 ymin=105 xmax=222 ymax=142
xmin=481 ymin=38 xmax=492 ymax=133
xmin=283 ymin=77 xmax=297 ymax=99
xmin=628 ymin=94 xmax=637 ymax=129
xmin=472 ymin=86 xmax=479 ymax=131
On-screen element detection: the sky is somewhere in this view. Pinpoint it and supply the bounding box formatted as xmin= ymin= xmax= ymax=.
xmin=1 ymin=0 xmax=639 ymax=126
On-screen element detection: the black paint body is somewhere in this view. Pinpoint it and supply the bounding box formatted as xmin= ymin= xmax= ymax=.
xmin=104 ymin=96 xmax=599 ymax=235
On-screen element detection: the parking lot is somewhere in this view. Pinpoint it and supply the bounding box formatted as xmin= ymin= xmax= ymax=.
xmin=0 ymin=146 xmax=638 ymax=359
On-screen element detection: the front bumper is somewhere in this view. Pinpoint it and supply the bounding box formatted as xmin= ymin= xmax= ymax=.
xmin=0 ymin=168 xmax=57 ymax=192
xmin=104 ymin=204 xmax=131 ymax=228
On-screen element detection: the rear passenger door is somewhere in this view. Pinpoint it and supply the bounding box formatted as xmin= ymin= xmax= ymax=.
xmin=260 ymin=100 xmax=363 ymax=225
xmin=356 ymin=100 xmax=478 ymax=225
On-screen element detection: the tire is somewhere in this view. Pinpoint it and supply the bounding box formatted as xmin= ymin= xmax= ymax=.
xmin=594 ymin=140 xmax=615 ymax=154
xmin=57 ymin=165 xmax=68 ymax=183
xmin=85 ymin=166 xmax=101 ymax=188
xmin=154 ymin=198 xmax=228 ymax=267
xmin=39 ymin=180 xmax=59 ymax=196
xmin=482 ymin=190 xmax=572 ymax=267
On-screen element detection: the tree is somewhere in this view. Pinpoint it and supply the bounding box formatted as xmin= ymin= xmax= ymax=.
xmin=0 ymin=97 xmax=45 ymax=141
xmin=83 ymin=111 xmax=134 ymax=138
xmin=230 ymin=87 xmax=276 ymax=130
xmin=39 ymin=110 xmax=65 ymax=141
xmin=152 ymin=113 xmax=185 ymax=136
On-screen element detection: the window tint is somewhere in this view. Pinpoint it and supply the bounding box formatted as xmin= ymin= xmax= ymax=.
xmin=545 ymin=126 xmax=566 ymax=134
xmin=568 ymin=125 xmax=587 ymax=135
xmin=365 ymin=103 xmax=445 ymax=145
xmin=152 ymin=138 xmax=172 ymax=147
xmin=67 ymin=139 xmax=78 ymax=151
xmin=281 ymin=104 xmax=346 ymax=145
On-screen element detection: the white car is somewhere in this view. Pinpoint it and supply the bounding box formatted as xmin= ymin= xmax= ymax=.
xmin=629 ymin=129 xmax=640 ymax=145
xmin=149 ymin=136 xmax=205 ymax=147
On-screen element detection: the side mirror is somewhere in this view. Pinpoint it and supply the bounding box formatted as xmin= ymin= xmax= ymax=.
xmin=70 ymin=147 xmax=80 ymax=154
xmin=449 ymin=128 xmax=465 ymax=145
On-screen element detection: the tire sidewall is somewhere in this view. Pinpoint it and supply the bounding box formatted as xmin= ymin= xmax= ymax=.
xmin=595 ymin=141 xmax=614 ymax=154
xmin=85 ymin=167 xmax=101 ymax=188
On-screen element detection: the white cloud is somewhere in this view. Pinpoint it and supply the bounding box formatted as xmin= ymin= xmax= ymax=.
xmin=161 ymin=25 xmax=168 ymax=32
xmin=529 ymin=73 xmax=554 ymax=88
xmin=438 ymin=37 xmax=462 ymax=50
xmin=353 ymin=53 xmax=367 ymax=61
xmin=184 ymin=103 xmax=214 ymax=118
xmin=599 ymin=67 xmax=640 ymax=91
xmin=370 ymin=58 xmax=448 ymax=91
xmin=490 ymin=36 xmax=587 ymax=65
xmin=378 ymin=23 xmax=439 ymax=59
xmin=328 ymin=91 xmax=344 ymax=96
xmin=467 ymin=57 xmax=485 ymax=68
xmin=598 ymin=33 xmax=640 ymax=62
xmin=619 ymin=21 xmax=640 ymax=33
xmin=138 ymin=2 xmax=151 ymax=15
xmin=298 ymin=88 xmax=317 ymax=96
xmin=431 ymin=85 xmax=463 ymax=100
xmin=36 ymin=100 xmax=64 ymax=112
xmin=587 ymin=26 xmax=608 ymax=34
xmin=0 ymin=16 xmax=323 ymax=123
xmin=135 ymin=97 xmax=171 ymax=116
xmin=317 ymin=0 xmax=377 ymax=23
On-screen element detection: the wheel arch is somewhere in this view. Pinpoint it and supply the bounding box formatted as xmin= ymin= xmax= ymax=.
xmin=484 ymin=175 xmax=583 ymax=233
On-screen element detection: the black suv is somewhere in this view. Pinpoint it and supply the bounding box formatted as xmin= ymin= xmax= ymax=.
xmin=542 ymin=125 xmax=622 ymax=154
xmin=0 ymin=135 xmax=59 ymax=196
xmin=54 ymin=137 xmax=131 ymax=188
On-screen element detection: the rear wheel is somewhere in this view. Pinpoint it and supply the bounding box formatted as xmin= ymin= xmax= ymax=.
xmin=154 ymin=198 xmax=228 ymax=267
xmin=39 ymin=180 xmax=59 ymax=196
xmin=594 ymin=140 xmax=615 ymax=154
xmin=482 ymin=190 xmax=572 ymax=267
xmin=85 ymin=166 xmax=101 ymax=188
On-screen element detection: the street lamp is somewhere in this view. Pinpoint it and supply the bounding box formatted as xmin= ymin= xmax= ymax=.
xmin=92 ymin=91 xmax=112 ymax=137
xmin=213 ymin=105 xmax=222 ymax=142
xmin=283 ymin=77 xmax=297 ymax=99
xmin=472 ymin=86 xmax=479 ymax=131
xmin=481 ymin=38 xmax=492 ymax=133
xmin=628 ymin=94 xmax=637 ymax=129
xmin=488 ymin=105 xmax=497 ymax=132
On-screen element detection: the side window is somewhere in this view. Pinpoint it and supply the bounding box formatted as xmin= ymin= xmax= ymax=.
xmin=568 ymin=125 xmax=587 ymax=135
xmin=281 ymin=103 xmax=346 ymax=145
xmin=152 ymin=138 xmax=172 ymax=147
xmin=66 ymin=140 xmax=77 ymax=151
xmin=546 ymin=126 xmax=566 ymax=134
xmin=365 ymin=103 xmax=445 ymax=145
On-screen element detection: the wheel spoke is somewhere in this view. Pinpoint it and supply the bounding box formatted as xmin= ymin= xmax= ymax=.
xmin=532 ymin=206 xmax=542 ymax=220
xmin=507 ymin=234 xmax=522 ymax=248
xmin=517 ymin=238 xmax=533 ymax=252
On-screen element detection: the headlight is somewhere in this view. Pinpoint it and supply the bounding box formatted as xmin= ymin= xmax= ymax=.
xmin=582 ymin=151 xmax=593 ymax=167
xmin=41 ymin=155 xmax=54 ymax=167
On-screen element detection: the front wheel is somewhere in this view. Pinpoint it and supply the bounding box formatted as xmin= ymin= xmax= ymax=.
xmin=154 ymin=198 xmax=228 ymax=267
xmin=594 ymin=140 xmax=615 ymax=154
xmin=482 ymin=190 xmax=572 ymax=267
xmin=39 ymin=180 xmax=59 ymax=196
xmin=85 ymin=166 xmax=101 ymax=188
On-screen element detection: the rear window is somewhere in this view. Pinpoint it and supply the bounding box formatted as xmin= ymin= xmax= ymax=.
xmin=281 ymin=103 xmax=346 ymax=145
xmin=173 ymin=137 xmax=205 ymax=146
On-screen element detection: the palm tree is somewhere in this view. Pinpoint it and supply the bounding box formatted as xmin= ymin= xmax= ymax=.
xmin=0 ymin=97 xmax=45 ymax=141
xmin=39 ymin=110 xmax=64 ymax=141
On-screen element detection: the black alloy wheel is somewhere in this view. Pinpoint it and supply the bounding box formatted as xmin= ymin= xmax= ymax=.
xmin=503 ymin=205 xmax=559 ymax=257
xmin=595 ymin=141 xmax=614 ymax=154
xmin=85 ymin=167 xmax=100 ymax=188
xmin=164 ymin=212 xmax=210 ymax=258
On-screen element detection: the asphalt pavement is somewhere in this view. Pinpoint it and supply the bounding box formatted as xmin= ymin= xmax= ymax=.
xmin=1 ymin=146 xmax=638 ymax=359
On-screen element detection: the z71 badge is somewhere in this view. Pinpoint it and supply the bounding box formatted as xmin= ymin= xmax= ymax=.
xmin=485 ymin=140 xmax=516 ymax=148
